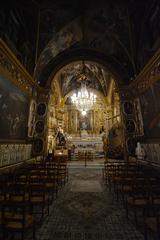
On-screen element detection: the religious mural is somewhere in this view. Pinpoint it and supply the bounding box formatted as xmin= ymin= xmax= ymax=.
xmin=0 ymin=75 xmax=29 ymax=140
xmin=140 ymin=79 xmax=160 ymax=139
xmin=34 ymin=18 xmax=82 ymax=80
xmin=56 ymin=61 xmax=110 ymax=97
xmin=34 ymin=0 xmax=160 ymax=85
xmin=1 ymin=1 xmax=160 ymax=85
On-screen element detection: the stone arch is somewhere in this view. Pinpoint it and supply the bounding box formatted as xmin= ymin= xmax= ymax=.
xmin=37 ymin=48 xmax=123 ymax=90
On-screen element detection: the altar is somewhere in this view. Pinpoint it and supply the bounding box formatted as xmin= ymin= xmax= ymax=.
xmin=80 ymin=130 xmax=88 ymax=138
xmin=69 ymin=133 xmax=104 ymax=160
xmin=72 ymin=138 xmax=103 ymax=150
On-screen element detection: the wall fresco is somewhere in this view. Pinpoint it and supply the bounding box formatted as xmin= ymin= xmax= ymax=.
xmin=56 ymin=61 xmax=111 ymax=97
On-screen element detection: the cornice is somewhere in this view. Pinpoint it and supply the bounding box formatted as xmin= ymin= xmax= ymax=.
xmin=120 ymin=48 xmax=160 ymax=99
xmin=0 ymin=39 xmax=46 ymax=98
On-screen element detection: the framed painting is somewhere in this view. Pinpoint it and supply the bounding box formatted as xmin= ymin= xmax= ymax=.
xmin=0 ymin=75 xmax=30 ymax=141
xmin=140 ymin=79 xmax=160 ymax=140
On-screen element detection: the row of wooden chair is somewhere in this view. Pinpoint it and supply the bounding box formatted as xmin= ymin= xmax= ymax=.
xmin=103 ymin=160 xmax=160 ymax=240
xmin=0 ymin=159 xmax=68 ymax=240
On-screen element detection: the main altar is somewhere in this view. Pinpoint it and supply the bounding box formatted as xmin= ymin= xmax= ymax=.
xmin=68 ymin=131 xmax=104 ymax=160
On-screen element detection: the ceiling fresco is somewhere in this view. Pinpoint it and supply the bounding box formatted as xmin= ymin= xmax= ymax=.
xmin=1 ymin=0 xmax=160 ymax=86
xmin=54 ymin=61 xmax=112 ymax=97
xmin=34 ymin=0 xmax=160 ymax=86
xmin=34 ymin=18 xmax=82 ymax=80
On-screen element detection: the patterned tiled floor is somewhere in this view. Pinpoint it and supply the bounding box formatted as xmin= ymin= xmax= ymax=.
xmin=25 ymin=168 xmax=153 ymax=240
xmin=71 ymin=180 xmax=102 ymax=192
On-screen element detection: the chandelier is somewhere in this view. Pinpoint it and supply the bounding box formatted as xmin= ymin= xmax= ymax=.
xmin=71 ymin=62 xmax=96 ymax=116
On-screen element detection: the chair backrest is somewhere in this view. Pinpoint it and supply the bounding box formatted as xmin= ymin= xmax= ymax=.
xmin=54 ymin=155 xmax=68 ymax=163
xmin=8 ymin=183 xmax=27 ymax=202
xmin=29 ymin=171 xmax=45 ymax=184
xmin=0 ymin=181 xmax=7 ymax=202
xmin=2 ymin=201 xmax=28 ymax=230
xmin=29 ymin=183 xmax=46 ymax=199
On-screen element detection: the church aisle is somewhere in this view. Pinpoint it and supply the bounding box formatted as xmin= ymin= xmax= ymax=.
xmin=27 ymin=168 xmax=145 ymax=240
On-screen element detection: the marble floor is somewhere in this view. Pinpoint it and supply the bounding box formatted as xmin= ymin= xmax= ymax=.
xmin=71 ymin=180 xmax=102 ymax=192
xmin=24 ymin=167 xmax=154 ymax=240
xmin=68 ymin=159 xmax=105 ymax=169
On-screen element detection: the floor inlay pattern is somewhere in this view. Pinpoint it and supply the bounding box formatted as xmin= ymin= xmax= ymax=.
xmin=71 ymin=180 xmax=102 ymax=192
xmin=25 ymin=168 xmax=149 ymax=240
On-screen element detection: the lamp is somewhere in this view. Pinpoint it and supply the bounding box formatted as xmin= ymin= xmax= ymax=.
xmin=71 ymin=61 xmax=96 ymax=115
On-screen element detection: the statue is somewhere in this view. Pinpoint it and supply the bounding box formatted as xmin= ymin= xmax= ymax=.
xmin=135 ymin=142 xmax=146 ymax=160
xmin=56 ymin=128 xmax=66 ymax=146
xmin=82 ymin=121 xmax=87 ymax=130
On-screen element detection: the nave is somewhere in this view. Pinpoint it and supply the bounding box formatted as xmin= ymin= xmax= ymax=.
xmin=1 ymin=1 xmax=160 ymax=239
xmin=1 ymin=158 xmax=160 ymax=240
xmin=23 ymin=165 xmax=147 ymax=240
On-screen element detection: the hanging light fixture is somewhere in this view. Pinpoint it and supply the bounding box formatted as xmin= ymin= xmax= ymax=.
xmin=71 ymin=61 xmax=96 ymax=115
xmin=70 ymin=15 xmax=96 ymax=115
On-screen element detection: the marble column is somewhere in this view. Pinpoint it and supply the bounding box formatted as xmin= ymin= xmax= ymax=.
xmin=69 ymin=110 xmax=72 ymax=133
xmin=93 ymin=110 xmax=95 ymax=133
xmin=106 ymin=111 xmax=110 ymax=137
xmin=90 ymin=110 xmax=93 ymax=133
xmin=75 ymin=110 xmax=77 ymax=133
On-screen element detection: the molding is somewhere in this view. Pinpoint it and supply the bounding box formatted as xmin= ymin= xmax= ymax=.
xmin=0 ymin=139 xmax=27 ymax=143
xmin=0 ymin=38 xmax=46 ymax=97
xmin=121 ymin=48 xmax=160 ymax=99
xmin=0 ymin=157 xmax=35 ymax=171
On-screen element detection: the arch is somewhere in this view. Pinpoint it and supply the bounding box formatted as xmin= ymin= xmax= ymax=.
xmin=34 ymin=17 xmax=82 ymax=80
xmin=37 ymin=48 xmax=123 ymax=89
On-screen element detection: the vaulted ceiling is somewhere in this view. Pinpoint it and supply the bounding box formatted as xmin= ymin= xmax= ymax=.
xmin=53 ymin=61 xmax=113 ymax=97
xmin=1 ymin=0 xmax=160 ymax=88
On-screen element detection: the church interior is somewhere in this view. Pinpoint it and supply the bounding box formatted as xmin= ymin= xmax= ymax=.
xmin=0 ymin=0 xmax=160 ymax=239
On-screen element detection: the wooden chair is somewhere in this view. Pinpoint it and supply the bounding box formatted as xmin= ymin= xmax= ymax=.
xmin=56 ymin=162 xmax=68 ymax=187
xmin=105 ymin=163 xmax=115 ymax=191
xmin=2 ymin=201 xmax=36 ymax=240
xmin=0 ymin=176 xmax=8 ymax=227
xmin=15 ymin=174 xmax=28 ymax=185
xmin=125 ymin=179 xmax=149 ymax=226
xmin=43 ymin=169 xmax=58 ymax=203
xmin=144 ymin=202 xmax=160 ymax=240
xmin=29 ymin=171 xmax=44 ymax=184
xmin=86 ymin=151 xmax=93 ymax=162
xmin=115 ymin=176 xmax=134 ymax=203
xmin=78 ymin=151 xmax=85 ymax=162
xmin=8 ymin=183 xmax=28 ymax=203
xmin=0 ymin=181 xmax=7 ymax=203
xmin=28 ymin=183 xmax=49 ymax=221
